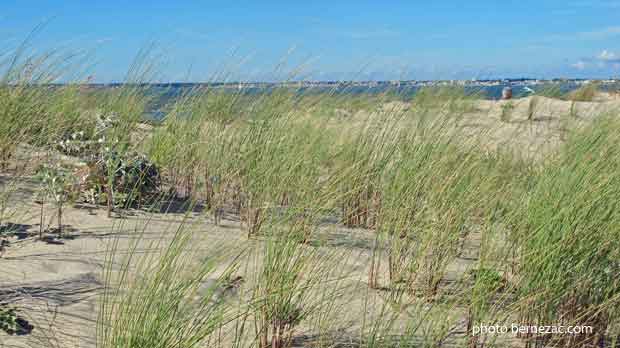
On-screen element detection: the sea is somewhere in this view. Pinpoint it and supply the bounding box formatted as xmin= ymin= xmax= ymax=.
xmin=137 ymin=81 xmax=616 ymax=120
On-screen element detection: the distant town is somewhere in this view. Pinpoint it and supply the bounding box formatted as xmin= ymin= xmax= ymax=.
xmin=86 ymin=78 xmax=620 ymax=90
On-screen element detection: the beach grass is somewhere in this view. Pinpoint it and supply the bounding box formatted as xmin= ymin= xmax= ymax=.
xmin=1 ymin=41 xmax=619 ymax=348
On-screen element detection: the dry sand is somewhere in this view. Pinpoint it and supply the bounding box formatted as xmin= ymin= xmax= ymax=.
xmin=1 ymin=96 xmax=618 ymax=347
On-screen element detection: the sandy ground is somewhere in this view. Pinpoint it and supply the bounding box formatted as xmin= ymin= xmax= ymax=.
xmin=404 ymin=96 xmax=620 ymax=160
xmin=0 ymin=188 xmax=381 ymax=347
xmin=1 ymin=198 xmax=485 ymax=347
xmin=1 ymin=96 xmax=618 ymax=348
xmin=0 ymin=198 xmax=195 ymax=347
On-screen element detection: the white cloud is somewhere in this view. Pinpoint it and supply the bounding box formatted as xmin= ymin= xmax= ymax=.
xmin=569 ymin=49 xmax=620 ymax=73
xmin=572 ymin=61 xmax=587 ymax=70
xmin=598 ymin=49 xmax=618 ymax=61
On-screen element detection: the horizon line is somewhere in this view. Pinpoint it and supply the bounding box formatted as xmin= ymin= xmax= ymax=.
xmin=42 ymin=77 xmax=620 ymax=86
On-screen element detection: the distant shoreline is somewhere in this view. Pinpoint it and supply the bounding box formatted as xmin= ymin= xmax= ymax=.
xmin=35 ymin=78 xmax=620 ymax=89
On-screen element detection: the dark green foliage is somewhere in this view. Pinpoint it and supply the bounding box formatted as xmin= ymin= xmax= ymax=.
xmin=0 ymin=305 xmax=29 ymax=335
xmin=0 ymin=305 xmax=17 ymax=334
xmin=97 ymin=150 xmax=161 ymax=206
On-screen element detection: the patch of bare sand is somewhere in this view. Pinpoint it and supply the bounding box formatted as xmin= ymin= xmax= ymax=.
xmin=449 ymin=97 xmax=620 ymax=160
xmin=0 ymin=190 xmax=246 ymax=347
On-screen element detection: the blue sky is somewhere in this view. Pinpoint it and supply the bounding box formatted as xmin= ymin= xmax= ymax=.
xmin=2 ymin=1 xmax=620 ymax=82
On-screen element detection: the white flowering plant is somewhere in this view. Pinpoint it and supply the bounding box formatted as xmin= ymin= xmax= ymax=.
xmin=35 ymin=164 xmax=76 ymax=237
xmin=54 ymin=111 xmax=119 ymax=158
xmin=55 ymin=130 xmax=93 ymax=156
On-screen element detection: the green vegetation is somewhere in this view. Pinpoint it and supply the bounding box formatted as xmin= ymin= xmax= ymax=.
xmin=413 ymin=85 xmax=479 ymax=113
xmin=1 ymin=40 xmax=619 ymax=348
xmin=35 ymin=164 xmax=73 ymax=237
xmin=566 ymin=82 xmax=600 ymax=102
xmin=533 ymin=83 xmax=565 ymax=99
xmin=500 ymin=101 xmax=514 ymax=122
xmin=0 ymin=305 xmax=18 ymax=335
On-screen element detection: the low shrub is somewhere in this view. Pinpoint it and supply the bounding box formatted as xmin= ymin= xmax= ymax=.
xmin=77 ymin=150 xmax=161 ymax=209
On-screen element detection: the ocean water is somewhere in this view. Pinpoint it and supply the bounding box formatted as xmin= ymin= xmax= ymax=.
xmin=141 ymin=82 xmax=597 ymax=120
